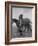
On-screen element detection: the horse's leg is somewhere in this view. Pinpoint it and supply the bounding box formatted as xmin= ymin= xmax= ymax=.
xmin=22 ymin=25 xmax=26 ymax=36
xmin=17 ymin=28 xmax=21 ymax=36
xmin=27 ymin=24 xmax=32 ymax=32
xmin=27 ymin=24 xmax=30 ymax=32
xmin=18 ymin=28 xmax=22 ymax=36
xmin=29 ymin=25 xmax=32 ymax=31
xmin=25 ymin=25 xmax=28 ymax=32
xmin=23 ymin=25 xmax=25 ymax=32
xmin=30 ymin=28 xmax=32 ymax=31
xmin=20 ymin=31 xmax=22 ymax=36
xmin=18 ymin=28 xmax=23 ymax=36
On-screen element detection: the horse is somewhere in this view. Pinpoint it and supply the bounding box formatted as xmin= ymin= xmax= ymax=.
xmin=22 ymin=18 xmax=32 ymax=32
xmin=11 ymin=18 xmax=32 ymax=36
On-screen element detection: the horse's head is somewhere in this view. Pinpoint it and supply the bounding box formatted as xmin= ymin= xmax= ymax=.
xmin=12 ymin=18 xmax=19 ymax=27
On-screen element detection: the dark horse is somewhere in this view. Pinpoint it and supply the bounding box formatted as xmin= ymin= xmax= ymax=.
xmin=12 ymin=18 xmax=32 ymax=36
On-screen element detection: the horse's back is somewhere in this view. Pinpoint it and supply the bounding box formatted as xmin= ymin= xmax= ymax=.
xmin=23 ymin=18 xmax=31 ymax=25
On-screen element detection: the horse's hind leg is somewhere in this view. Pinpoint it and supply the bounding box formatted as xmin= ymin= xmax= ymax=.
xmin=26 ymin=25 xmax=30 ymax=32
xmin=29 ymin=27 xmax=32 ymax=31
xmin=28 ymin=25 xmax=32 ymax=32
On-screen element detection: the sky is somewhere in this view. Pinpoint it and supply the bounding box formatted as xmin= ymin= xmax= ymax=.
xmin=12 ymin=7 xmax=32 ymax=21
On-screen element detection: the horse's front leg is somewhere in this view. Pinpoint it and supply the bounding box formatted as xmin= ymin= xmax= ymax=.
xmin=22 ymin=26 xmax=25 ymax=32
xmin=26 ymin=25 xmax=30 ymax=32
xmin=17 ymin=27 xmax=20 ymax=36
xmin=17 ymin=27 xmax=23 ymax=36
xmin=22 ymin=26 xmax=26 ymax=36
